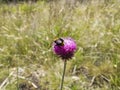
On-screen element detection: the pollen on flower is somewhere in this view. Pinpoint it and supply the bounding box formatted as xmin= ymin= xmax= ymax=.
xmin=53 ymin=37 xmax=77 ymax=60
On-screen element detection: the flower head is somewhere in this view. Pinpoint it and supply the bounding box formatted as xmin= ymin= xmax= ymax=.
xmin=53 ymin=37 xmax=77 ymax=60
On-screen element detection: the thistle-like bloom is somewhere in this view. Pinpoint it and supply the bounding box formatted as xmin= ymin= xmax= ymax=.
xmin=53 ymin=37 xmax=77 ymax=60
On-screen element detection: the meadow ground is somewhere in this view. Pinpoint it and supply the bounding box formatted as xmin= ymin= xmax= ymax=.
xmin=0 ymin=0 xmax=120 ymax=90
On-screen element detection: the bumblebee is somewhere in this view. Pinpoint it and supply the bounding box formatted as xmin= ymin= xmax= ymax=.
xmin=54 ymin=38 xmax=64 ymax=46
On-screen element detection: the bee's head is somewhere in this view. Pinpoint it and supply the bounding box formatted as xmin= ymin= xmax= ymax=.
xmin=54 ymin=38 xmax=64 ymax=46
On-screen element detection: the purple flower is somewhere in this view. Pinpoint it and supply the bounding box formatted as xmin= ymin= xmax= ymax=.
xmin=53 ymin=37 xmax=77 ymax=60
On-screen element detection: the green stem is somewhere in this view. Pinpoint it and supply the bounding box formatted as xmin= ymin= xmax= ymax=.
xmin=16 ymin=56 xmax=19 ymax=90
xmin=60 ymin=60 xmax=67 ymax=90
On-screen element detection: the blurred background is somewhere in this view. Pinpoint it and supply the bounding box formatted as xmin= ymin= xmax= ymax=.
xmin=0 ymin=0 xmax=120 ymax=90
